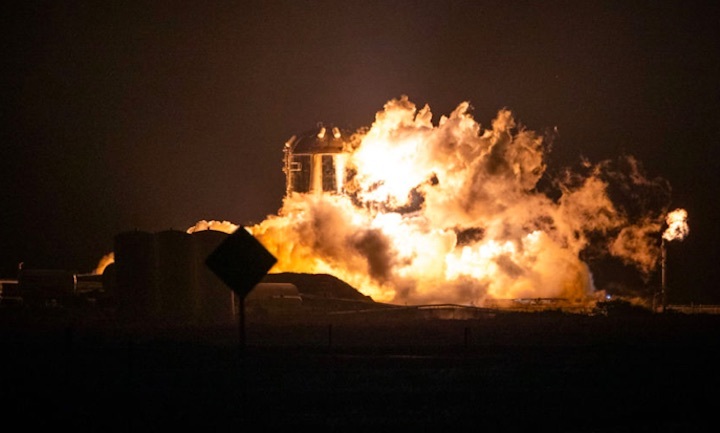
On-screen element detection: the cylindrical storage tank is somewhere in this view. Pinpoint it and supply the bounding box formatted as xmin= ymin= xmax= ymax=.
xmin=101 ymin=262 xmax=116 ymax=306
xmin=156 ymin=229 xmax=197 ymax=327
xmin=113 ymin=230 xmax=158 ymax=323
xmin=284 ymin=125 xmax=350 ymax=196
xmin=192 ymin=229 xmax=235 ymax=326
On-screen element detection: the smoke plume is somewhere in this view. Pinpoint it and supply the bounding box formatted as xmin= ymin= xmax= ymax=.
xmin=238 ymin=96 xmax=672 ymax=306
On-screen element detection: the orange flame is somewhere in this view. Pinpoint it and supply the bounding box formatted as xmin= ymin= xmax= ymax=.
xmin=231 ymin=96 xmax=667 ymax=306
xmin=93 ymin=252 xmax=115 ymax=275
xmin=186 ymin=220 xmax=239 ymax=234
xmin=663 ymin=208 xmax=689 ymax=242
xmin=96 ymin=98 xmax=672 ymax=307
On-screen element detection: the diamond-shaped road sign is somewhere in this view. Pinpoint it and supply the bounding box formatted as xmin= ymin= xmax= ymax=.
xmin=205 ymin=227 xmax=277 ymax=299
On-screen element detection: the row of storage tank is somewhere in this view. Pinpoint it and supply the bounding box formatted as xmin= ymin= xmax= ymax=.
xmin=110 ymin=228 xmax=237 ymax=327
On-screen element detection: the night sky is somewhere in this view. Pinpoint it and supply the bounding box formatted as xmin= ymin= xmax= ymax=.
xmin=3 ymin=1 xmax=719 ymax=302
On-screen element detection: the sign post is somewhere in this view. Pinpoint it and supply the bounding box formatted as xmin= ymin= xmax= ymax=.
xmin=205 ymin=227 xmax=277 ymax=352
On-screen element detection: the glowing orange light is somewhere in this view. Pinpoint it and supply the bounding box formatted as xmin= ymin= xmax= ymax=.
xmin=96 ymin=96 xmax=673 ymax=310
xmin=663 ymin=208 xmax=689 ymax=242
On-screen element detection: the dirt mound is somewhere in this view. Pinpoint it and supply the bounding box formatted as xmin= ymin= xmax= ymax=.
xmin=261 ymin=272 xmax=373 ymax=302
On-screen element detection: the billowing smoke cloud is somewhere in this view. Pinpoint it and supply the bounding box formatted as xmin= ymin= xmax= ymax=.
xmin=608 ymin=218 xmax=663 ymax=276
xmin=240 ymin=96 xmax=672 ymax=306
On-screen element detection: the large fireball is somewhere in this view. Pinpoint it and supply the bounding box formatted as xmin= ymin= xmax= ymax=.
xmin=215 ymin=96 xmax=671 ymax=306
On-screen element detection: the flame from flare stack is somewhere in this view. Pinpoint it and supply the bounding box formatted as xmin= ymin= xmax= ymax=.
xmin=663 ymin=208 xmax=689 ymax=242
xmin=101 ymin=96 xmax=675 ymax=308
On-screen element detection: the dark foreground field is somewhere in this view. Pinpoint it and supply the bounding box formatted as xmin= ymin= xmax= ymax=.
xmin=1 ymin=307 xmax=719 ymax=431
